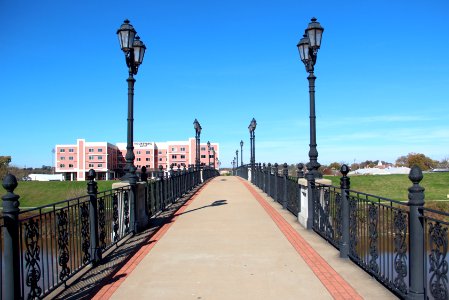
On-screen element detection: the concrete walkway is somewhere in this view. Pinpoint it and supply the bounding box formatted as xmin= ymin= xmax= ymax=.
xmin=94 ymin=176 xmax=397 ymax=300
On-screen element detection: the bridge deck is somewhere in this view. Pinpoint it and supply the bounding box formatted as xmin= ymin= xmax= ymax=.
xmin=92 ymin=176 xmax=397 ymax=300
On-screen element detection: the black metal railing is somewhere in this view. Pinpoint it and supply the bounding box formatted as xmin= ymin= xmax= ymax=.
xmin=0 ymin=175 xmax=132 ymax=299
xmin=240 ymin=162 xmax=448 ymax=299
xmin=235 ymin=165 xmax=249 ymax=180
xmin=1 ymin=166 xmax=219 ymax=299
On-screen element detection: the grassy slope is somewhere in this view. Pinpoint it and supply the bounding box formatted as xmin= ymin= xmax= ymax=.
xmin=324 ymin=172 xmax=449 ymax=202
xmin=2 ymin=181 xmax=115 ymax=208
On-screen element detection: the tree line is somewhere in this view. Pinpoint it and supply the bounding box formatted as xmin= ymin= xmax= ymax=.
xmin=0 ymin=156 xmax=54 ymax=180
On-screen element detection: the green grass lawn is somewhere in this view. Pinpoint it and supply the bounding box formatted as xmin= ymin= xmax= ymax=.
xmin=1 ymin=180 xmax=116 ymax=208
xmin=324 ymin=172 xmax=449 ymax=202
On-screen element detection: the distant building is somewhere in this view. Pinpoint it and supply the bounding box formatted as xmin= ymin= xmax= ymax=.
xmin=28 ymin=174 xmax=64 ymax=181
xmin=349 ymin=166 xmax=411 ymax=175
xmin=55 ymin=138 xmax=219 ymax=181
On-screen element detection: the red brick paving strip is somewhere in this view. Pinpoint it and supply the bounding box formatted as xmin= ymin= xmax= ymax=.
xmin=239 ymin=178 xmax=363 ymax=300
xmin=92 ymin=182 xmax=211 ymax=300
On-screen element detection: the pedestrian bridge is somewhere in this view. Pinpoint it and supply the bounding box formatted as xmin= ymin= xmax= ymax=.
xmin=55 ymin=176 xmax=395 ymax=299
xmin=3 ymin=165 xmax=443 ymax=300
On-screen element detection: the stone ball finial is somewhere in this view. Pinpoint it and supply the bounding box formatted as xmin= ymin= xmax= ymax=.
xmin=340 ymin=164 xmax=350 ymax=176
xmin=2 ymin=174 xmax=18 ymax=193
xmin=409 ymin=165 xmax=423 ymax=183
xmin=88 ymin=169 xmax=96 ymax=180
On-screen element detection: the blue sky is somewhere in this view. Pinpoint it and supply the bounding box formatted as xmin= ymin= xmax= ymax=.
xmin=1 ymin=0 xmax=448 ymax=168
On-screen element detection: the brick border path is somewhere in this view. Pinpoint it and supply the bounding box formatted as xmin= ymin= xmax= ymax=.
xmin=239 ymin=178 xmax=363 ymax=300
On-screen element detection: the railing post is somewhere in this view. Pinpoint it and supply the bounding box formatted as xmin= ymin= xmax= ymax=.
xmin=262 ymin=163 xmax=266 ymax=191
xmin=297 ymin=163 xmax=304 ymax=179
xmin=297 ymin=163 xmax=304 ymax=214
xmin=169 ymin=164 xmax=174 ymax=203
xmin=283 ymin=163 xmax=288 ymax=209
xmin=273 ymin=163 xmax=278 ymax=200
xmin=87 ymin=169 xmax=101 ymax=263
xmin=339 ymin=164 xmax=350 ymax=258
xmin=267 ymin=163 xmax=271 ymax=196
xmin=140 ymin=166 xmax=148 ymax=182
xmin=2 ymin=174 xmax=21 ymax=300
xmin=407 ymin=166 xmax=425 ymax=300
xmin=158 ymin=165 xmax=165 ymax=210
xmin=306 ymin=169 xmax=315 ymax=230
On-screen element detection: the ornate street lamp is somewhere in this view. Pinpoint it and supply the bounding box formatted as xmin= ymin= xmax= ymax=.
xmin=236 ymin=149 xmax=239 ymax=169
xmin=211 ymin=148 xmax=215 ymax=168
xmin=117 ymin=19 xmax=146 ymax=182
xmin=297 ymin=17 xmax=324 ymax=179
xmin=207 ymin=141 xmax=211 ymax=167
xmin=248 ymin=118 xmax=257 ymax=182
xmin=193 ymin=119 xmax=202 ymax=170
xmin=240 ymin=140 xmax=243 ymax=166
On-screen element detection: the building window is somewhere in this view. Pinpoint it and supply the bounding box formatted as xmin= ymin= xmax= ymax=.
xmin=89 ymin=148 xmax=94 ymax=152
xmin=211 ymin=146 xmax=215 ymax=150
xmin=60 ymin=149 xmax=65 ymax=153
xmin=146 ymin=158 xmax=150 ymax=161
xmin=159 ymin=158 xmax=162 ymax=161
xmin=98 ymin=148 xmax=103 ymax=152
xmin=98 ymin=156 xmax=103 ymax=160
xmin=181 ymin=155 xmax=185 ymax=159
xmin=69 ymin=148 xmax=74 ymax=152
xmin=210 ymin=155 xmax=215 ymax=158
xmin=89 ymin=164 xmax=94 ymax=168
xmin=158 ymin=151 xmax=162 ymax=155
xmin=60 ymin=164 xmax=65 ymax=167
xmin=136 ymin=165 xmax=141 ymax=168
xmin=60 ymin=157 xmax=66 ymax=160
xmin=137 ymin=151 xmax=141 ymax=155
xmin=146 ymin=151 xmax=150 ymax=154
xmin=171 ymin=147 xmax=176 ymax=151
xmin=137 ymin=158 xmax=141 ymax=161
xmin=88 ymin=156 xmax=94 ymax=160
xmin=69 ymin=164 xmax=74 ymax=168
xmin=201 ymin=147 xmax=206 ymax=151
xmin=146 ymin=164 xmax=150 ymax=168
xmin=171 ymin=155 xmax=177 ymax=159
xmin=201 ymin=155 xmax=206 ymax=158
xmin=180 ymin=147 xmax=186 ymax=151
xmin=98 ymin=164 xmax=103 ymax=168
xmin=69 ymin=157 xmax=74 ymax=160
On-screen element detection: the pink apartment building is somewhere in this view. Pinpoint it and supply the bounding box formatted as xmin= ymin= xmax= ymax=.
xmin=55 ymin=138 xmax=219 ymax=181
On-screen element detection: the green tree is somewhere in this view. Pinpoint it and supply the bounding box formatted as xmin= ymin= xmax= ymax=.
xmin=329 ymin=162 xmax=341 ymax=170
xmin=0 ymin=156 xmax=12 ymax=179
xmin=396 ymin=153 xmax=437 ymax=171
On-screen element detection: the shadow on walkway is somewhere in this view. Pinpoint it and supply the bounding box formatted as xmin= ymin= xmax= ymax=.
xmin=54 ymin=181 xmax=216 ymax=300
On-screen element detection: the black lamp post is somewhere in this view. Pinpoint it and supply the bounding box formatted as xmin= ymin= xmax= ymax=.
xmin=207 ymin=141 xmax=211 ymax=167
xmin=240 ymin=140 xmax=243 ymax=166
xmin=211 ymin=149 xmax=215 ymax=168
xmin=248 ymin=118 xmax=257 ymax=181
xmin=236 ymin=149 xmax=239 ymax=169
xmin=297 ymin=17 xmax=324 ymax=179
xmin=117 ymin=19 xmax=146 ymax=182
xmin=193 ymin=119 xmax=202 ymax=171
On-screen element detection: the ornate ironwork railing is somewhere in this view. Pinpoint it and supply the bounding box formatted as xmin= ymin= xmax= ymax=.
xmin=422 ymin=207 xmax=449 ymax=300
xmin=3 ymin=185 xmax=131 ymax=300
xmin=243 ymin=162 xmax=448 ymax=299
xmin=343 ymin=189 xmax=410 ymax=297
xmin=1 ymin=166 xmax=219 ymax=299
xmin=286 ymin=176 xmax=300 ymax=216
